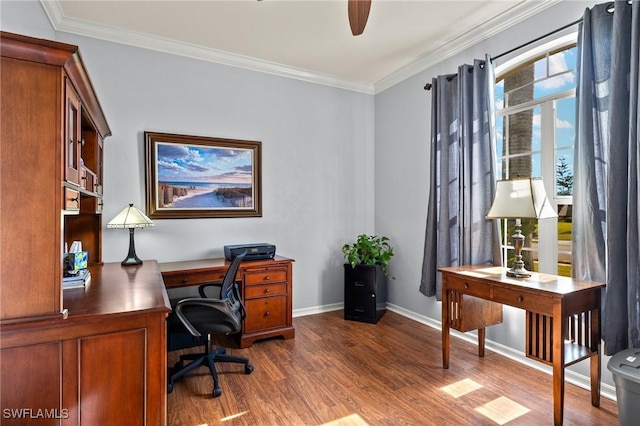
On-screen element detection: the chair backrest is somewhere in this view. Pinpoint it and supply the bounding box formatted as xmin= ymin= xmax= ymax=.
xmin=172 ymin=251 xmax=248 ymax=337
xmin=220 ymin=251 xmax=247 ymax=302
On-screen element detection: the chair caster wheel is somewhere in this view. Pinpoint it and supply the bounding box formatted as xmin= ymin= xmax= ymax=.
xmin=212 ymin=386 xmax=222 ymax=398
xmin=167 ymin=383 xmax=173 ymax=394
xmin=245 ymin=364 xmax=254 ymax=374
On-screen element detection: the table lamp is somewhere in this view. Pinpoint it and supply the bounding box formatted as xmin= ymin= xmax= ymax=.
xmin=107 ymin=203 xmax=154 ymax=266
xmin=486 ymin=178 xmax=557 ymax=278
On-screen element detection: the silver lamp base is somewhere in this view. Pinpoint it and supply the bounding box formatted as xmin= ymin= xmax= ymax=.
xmin=506 ymin=259 xmax=531 ymax=278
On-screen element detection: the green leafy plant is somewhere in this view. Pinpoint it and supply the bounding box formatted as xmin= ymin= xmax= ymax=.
xmin=342 ymin=234 xmax=395 ymax=279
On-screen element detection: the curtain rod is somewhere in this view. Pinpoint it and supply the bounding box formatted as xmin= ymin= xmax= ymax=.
xmin=423 ymin=16 xmax=583 ymax=91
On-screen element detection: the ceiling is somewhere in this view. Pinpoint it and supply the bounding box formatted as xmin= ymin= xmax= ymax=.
xmin=42 ymin=0 xmax=559 ymax=93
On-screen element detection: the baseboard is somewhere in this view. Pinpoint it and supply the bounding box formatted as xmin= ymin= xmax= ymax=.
xmin=293 ymin=303 xmax=343 ymax=317
xmin=293 ymin=302 xmax=617 ymax=402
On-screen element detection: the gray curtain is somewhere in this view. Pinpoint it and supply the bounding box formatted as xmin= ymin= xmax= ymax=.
xmin=573 ymin=1 xmax=640 ymax=355
xmin=420 ymin=56 xmax=501 ymax=300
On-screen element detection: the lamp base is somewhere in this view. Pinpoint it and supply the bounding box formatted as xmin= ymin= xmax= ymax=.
xmin=506 ymin=221 xmax=531 ymax=278
xmin=506 ymin=259 xmax=531 ymax=278
xmin=121 ymin=256 xmax=143 ymax=266
xmin=121 ymin=228 xmax=143 ymax=267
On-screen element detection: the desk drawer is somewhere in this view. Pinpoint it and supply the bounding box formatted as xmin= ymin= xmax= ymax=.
xmin=445 ymin=277 xmax=492 ymax=299
xmin=244 ymin=268 xmax=287 ymax=286
xmin=162 ymin=270 xmax=226 ymax=289
xmin=492 ymin=287 xmax=554 ymax=314
xmin=244 ymin=283 xmax=287 ymax=299
xmin=244 ymin=296 xmax=287 ymax=332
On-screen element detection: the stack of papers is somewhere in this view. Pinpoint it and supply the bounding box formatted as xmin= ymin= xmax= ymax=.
xmin=63 ymin=269 xmax=91 ymax=289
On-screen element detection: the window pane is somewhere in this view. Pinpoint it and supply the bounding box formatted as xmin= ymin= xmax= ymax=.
xmin=556 ymin=97 xmax=575 ymax=149
xmin=502 ymin=218 xmax=538 ymax=273
xmin=534 ymin=71 xmax=576 ymax=96
xmin=534 ymin=56 xmax=548 ymax=80
xmin=504 ymin=62 xmax=535 ymax=108
xmin=557 ymin=204 xmax=573 ymax=277
xmin=501 ymin=106 xmax=539 ymax=179
xmin=550 ymin=46 xmax=577 ymax=74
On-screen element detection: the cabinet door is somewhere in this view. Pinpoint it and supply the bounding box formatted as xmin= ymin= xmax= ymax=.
xmin=0 ymin=342 xmax=63 ymax=425
xmin=78 ymin=329 xmax=146 ymax=425
xmin=65 ymin=82 xmax=81 ymax=186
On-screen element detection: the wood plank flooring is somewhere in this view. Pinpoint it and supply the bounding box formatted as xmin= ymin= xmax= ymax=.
xmin=167 ymin=310 xmax=619 ymax=425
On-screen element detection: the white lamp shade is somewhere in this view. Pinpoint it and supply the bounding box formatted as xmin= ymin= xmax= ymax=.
xmin=486 ymin=178 xmax=557 ymax=219
xmin=107 ymin=204 xmax=155 ymax=228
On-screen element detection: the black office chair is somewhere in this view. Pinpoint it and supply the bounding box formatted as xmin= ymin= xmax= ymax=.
xmin=167 ymin=251 xmax=253 ymax=397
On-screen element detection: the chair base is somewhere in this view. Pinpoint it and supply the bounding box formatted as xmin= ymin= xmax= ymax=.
xmin=167 ymin=346 xmax=253 ymax=397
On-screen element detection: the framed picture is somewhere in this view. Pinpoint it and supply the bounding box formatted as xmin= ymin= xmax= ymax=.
xmin=144 ymin=132 xmax=262 ymax=219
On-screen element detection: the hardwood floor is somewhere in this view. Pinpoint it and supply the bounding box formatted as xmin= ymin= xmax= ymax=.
xmin=167 ymin=310 xmax=619 ymax=425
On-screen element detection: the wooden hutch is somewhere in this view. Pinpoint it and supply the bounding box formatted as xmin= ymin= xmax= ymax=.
xmin=0 ymin=32 xmax=170 ymax=425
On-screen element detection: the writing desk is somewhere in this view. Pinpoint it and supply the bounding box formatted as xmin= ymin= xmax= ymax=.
xmin=160 ymin=256 xmax=295 ymax=348
xmin=439 ymin=265 xmax=605 ymax=426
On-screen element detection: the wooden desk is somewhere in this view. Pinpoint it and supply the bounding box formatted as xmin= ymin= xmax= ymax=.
xmin=439 ymin=265 xmax=605 ymax=426
xmin=1 ymin=261 xmax=171 ymax=425
xmin=160 ymin=256 xmax=295 ymax=348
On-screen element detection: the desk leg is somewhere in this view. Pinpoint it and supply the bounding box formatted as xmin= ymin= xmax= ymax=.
xmin=442 ymin=290 xmax=450 ymax=369
xmin=590 ymin=307 xmax=601 ymax=407
xmin=552 ymin=307 xmax=565 ymax=426
xmin=478 ymin=328 xmax=485 ymax=358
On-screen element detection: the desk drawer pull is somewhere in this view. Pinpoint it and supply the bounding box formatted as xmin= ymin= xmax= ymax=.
xmin=464 ymin=283 xmax=469 ymax=289
xmin=264 ymin=275 xmax=270 ymax=281
xmin=265 ymin=288 xmax=270 ymax=294
xmin=518 ymin=296 xmax=524 ymax=302
xmin=182 ymin=278 xmax=189 ymax=283
xmin=265 ymin=311 xmax=271 ymax=317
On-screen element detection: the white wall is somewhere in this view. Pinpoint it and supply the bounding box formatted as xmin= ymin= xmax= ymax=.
xmin=1 ymin=0 xmax=375 ymax=311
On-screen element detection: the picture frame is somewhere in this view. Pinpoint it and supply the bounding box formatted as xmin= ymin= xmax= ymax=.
xmin=144 ymin=132 xmax=262 ymax=219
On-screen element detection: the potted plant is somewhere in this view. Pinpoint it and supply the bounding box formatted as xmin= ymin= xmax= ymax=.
xmin=341 ymin=234 xmax=394 ymax=323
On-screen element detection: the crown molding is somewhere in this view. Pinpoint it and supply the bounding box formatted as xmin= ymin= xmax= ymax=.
xmin=41 ymin=0 xmax=559 ymax=96
xmin=39 ymin=0 xmax=375 ymax=94
xmin=374 ymin=0 xmax=562 ymax=94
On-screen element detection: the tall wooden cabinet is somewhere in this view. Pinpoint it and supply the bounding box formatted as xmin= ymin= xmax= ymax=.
xmin=0 ymin=31 xmax=110 ymax=323
xmin=0 ymin=32 xmax=171 ymax=425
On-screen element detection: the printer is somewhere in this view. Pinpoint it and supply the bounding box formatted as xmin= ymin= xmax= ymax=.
xmin=224 ymin=243 xmax=276 ymax=261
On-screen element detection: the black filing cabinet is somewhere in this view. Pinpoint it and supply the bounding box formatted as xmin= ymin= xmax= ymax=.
xmin=343 ymin=264 xmax=387 ymax=323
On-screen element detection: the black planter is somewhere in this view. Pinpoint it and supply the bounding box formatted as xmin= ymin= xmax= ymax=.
xmin=343 ymin=264 xmax=387 ymax=323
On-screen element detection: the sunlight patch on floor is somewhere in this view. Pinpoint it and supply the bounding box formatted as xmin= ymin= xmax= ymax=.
xmin=322 ymin=413 xmax=370 ymax=426
xmin=441 ymin=378 xmax=483 ymax=398
xmin=475 ymin=396 xmax=531 ymax=425
xmin=221 ymin=411 xmax=249 ymax=422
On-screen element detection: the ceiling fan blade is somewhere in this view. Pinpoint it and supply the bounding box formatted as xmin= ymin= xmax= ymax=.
xmin=348 ymin=0 xmax=371 ymax=36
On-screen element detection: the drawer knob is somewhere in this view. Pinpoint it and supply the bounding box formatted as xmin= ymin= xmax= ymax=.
xmin=264 ymin=275 xmax=271 ymax=281
xmin=265 ymin=311 xmax=270 ymax=317
xmin=182 ymin=278 xmax=189 ymax=283
xmin=518 ymin=296 xmax=524 ymax=302
xmin=464 ymin=283 xmax=469 ymax=289
xmin=265 ymin=288 xmax=270 ymax=293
